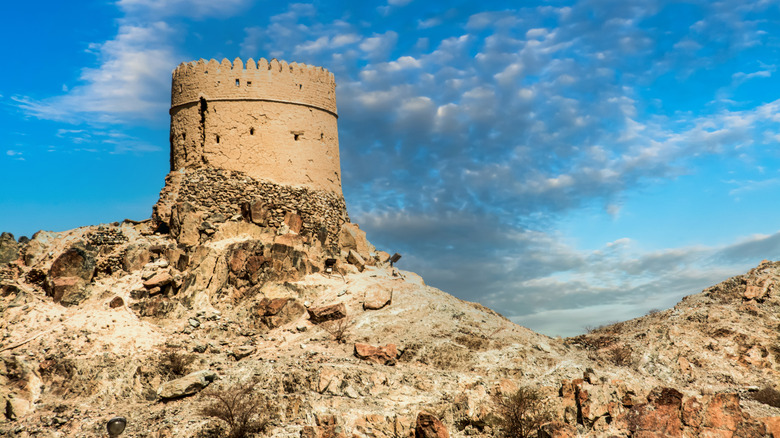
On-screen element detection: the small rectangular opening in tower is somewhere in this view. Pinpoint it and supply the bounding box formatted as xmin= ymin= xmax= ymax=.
xmin=247 ymin=81 xmax=252 ymax=86
xmin=235 ymin=79 xmax=240 ymax=86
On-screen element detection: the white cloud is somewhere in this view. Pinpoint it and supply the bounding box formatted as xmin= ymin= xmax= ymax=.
xmin=15 ymin=22 xmax=177 ymax=123
xmin=117 ymin=0 xmax=251 ymax=18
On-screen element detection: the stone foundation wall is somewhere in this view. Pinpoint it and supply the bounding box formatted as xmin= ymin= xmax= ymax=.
xmin=154 ymin=167 xmax=349 ymax=247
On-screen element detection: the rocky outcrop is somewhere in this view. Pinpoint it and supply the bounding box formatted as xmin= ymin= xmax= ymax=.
xmin=0 ymin=232 xmax=19 ymax=264
xmin=308 ymin=303 xmax=347 ymax=324
xmin=354 ymin=343 xmax=399 ymax=365
xmin=157 ymin=370 xmax=217 ymax=400
xmin=415 ymin=412 xmax=449 ymax=438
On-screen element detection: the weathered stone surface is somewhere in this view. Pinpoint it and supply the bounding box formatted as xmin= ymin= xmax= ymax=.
xmin=284 ymin=211 xmax=303 ymax=234
xmin=347 ymin=250 xmax=366 ymax=272
xmin=154 ymin=168 xmax=349 ymax=249
xmin=760 ymin=417 xmax=780 ymax=438
xmin=50 ymin=246 xmax=96 ymax=282
xmin=538 ymin=421 xmax=577 ymax=438
xmin=626 ymin=387 xmax=684 ymax=438
xmin=415 ymin=411 xmax=449 ymax=438
xmin=241 ymin=200 xmax=270 ymax=225
xmin=173 ymin=203 xmax=203 ymax=246
xmin=364 ymin=286 xmax=392 ymax=310
xmin=354 ymin=343 xmax=399 ymax=366
xmin=4 ymin=395 xmax=31 ymax=421
xmin=123 ymin=243 xmax=152 ymax=272
xmin=109 ymin=296 xmax=124 ymax=308
xmin=339 ymin=223 xmax=370 ymax=259
xmin=308 ymin=303 xmax=347 ymax=324
xmin=256 ymin=298 xmax=305 ymax=329
xmin=0 ymin=232 xmax=19 ymax=264
xmin=51 ymin=276 xmax=89 ymax=306
xmin=143 ymin=270 xmax=173 ymax=289
xmin=157 ymin=370 xmax=217 ymax=399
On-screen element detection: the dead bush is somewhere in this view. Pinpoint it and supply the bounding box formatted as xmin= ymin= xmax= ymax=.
xmin=751 ymin=387 xmax=780 ymax=408
xmin=494 ymin=386 xmax=553 ymax=438
xmin=200 ymin=381 xmax=272 ymax=438
xmin=158 ymin=347 xmax=196 ymax=377
xmin=607 ymin=345 xmax=634 ymax=367
xmin=321 ymin=318 xmax=354 ymax=343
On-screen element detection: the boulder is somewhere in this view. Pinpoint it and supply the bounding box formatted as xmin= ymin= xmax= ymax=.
xmin=339 ymin=223 xmax=370 ymax=259
xmin=363 ymin=287 xmax=392 ymax=310
xmin=49 ymin=246 xmax=96 ymax=282
xmin=308 ymin=303 xmax=347 ymax=324
xmin=143 ymin=270 xmax=173 ymax=289
xmin=347 ymin=250 xmax=366 ymax=272
xmin=256 ymin=298 xmax=305 ymax=329
xmin=4 ymin=395 xmax=31 ymax=421
xmin=0 ymin=232 xmax=19 ymax=264
xmin=157 ymin=370 xmax=217 ymax=400
xmin=109 ymin=296 xmax=125 ymax=308
xmin=415 ymin=411 xmax=449 ymax=438
xmin=354 ymin=343 xmax=399 ymax=366
xmin=51 ymin=276 xmax=89 ymax=306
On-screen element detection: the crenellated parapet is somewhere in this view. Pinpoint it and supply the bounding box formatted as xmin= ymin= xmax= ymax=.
xmin=169 ymin=57 xmax=343 ymax=195
xmin=171 ymin=58 xmax=337 ymax=116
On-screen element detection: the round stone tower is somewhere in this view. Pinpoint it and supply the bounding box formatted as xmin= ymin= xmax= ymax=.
xmin=169 ymin=57 xmax=342 ymax=194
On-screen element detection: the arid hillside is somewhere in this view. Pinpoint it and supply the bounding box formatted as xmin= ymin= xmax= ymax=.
xmin=1 ymin=168 xmax=779 ymax=438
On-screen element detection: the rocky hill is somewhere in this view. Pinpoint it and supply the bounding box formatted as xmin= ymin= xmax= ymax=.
xmin=0 ymin=168 xmax=779 ymax=438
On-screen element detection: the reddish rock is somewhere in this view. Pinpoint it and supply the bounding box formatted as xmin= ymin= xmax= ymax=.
xmin=283 ymin=212 xmax=303 ymax=234
xmin=354 ymin=343 xmax=399 ymax=366
xmin=143 ymin=270 xmax=173 ymax=289
xmin=626 ymin=387 xmax=684 ymax=438
xmin=415 ymin=411 xmax=449 ymax=438
xmin=308 ymin=303 xmax=347 ymax=324
xmin=256 ymin=298 xmax=304 ymax=329
xmin=109 ymin=296 xmax=124 ymax=308
xmin=50 ymin=247 xmax=95 ymax=281
xmin=538 ymin=421 xmax=577 ymax=438
xmin=703 ymin=393 xmax=742 ymax=432
xmin=760 ymin=417 xmax=780 ymax=438
xmin=51 ymin=276 xmax=88 ymax=306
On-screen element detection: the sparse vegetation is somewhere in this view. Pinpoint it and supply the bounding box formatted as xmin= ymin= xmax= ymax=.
xmin=199 ymin=381 xmax=272 ymax=438
xmin=321 ymin=318 xmax=354 ymax=343
xmin=751 ymin=387 xmax=780 ymax=408
xmin=607 ymin=345 xmax=634 ymax=367
xmin=158 ymin=347 xmax=196 ymax=377
xmin=494 ymin=386 xmax=553 ymax=438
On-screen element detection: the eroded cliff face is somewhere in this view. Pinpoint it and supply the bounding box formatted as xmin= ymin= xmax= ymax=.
xmin=0 ymin=170 xmax=779 ymax=437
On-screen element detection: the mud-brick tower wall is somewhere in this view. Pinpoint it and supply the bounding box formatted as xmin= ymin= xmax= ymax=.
xmin=170 ymin=57 xmax=342 ymax=194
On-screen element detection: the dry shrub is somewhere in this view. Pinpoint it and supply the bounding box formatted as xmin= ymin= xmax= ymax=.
xmin=419 ymin=343 xmax=474 ymax=370
xmin=321 ymin=318 xmax=354 ymax=343
xmin=158 ymin=347 xmax=196 ymax=377
xmin=751 ymin=387 xmax=780 ymax=408
xmin=608 ymin=345 xmax=634 ymax=367
xmin=494 ymin=386 xmax=553 ymax=438
xmin=455 ymin=334 xmax=491 ymax=351
xmin=200 ymin=381 xmax=271 ymax=438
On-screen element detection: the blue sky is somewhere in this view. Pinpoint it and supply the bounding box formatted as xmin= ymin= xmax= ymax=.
xmin=2 ymin=0 xmax=780 ymax=336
